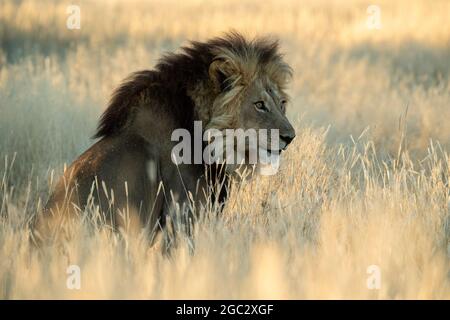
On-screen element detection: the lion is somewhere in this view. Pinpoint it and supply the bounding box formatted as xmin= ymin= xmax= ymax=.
xmin=32 ymin=32 xmax=296 ymax=249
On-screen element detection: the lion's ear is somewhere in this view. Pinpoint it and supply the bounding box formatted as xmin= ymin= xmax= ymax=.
xmin=208 ymin=59 xmax=237 ymax=92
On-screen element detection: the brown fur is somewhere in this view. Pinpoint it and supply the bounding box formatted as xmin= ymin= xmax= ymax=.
xmin=32 ymin=32 xmax=295 ymax=249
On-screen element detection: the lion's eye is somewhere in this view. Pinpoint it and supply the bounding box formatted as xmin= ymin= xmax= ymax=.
xmin=280 ymin=99 xmax=287 ymax=111
xmin=254 ymin=101 xmax=267 ymax=112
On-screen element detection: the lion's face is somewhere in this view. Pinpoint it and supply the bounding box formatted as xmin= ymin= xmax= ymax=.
xmin=205 ymin=76 xmax=295 ymax=176
xmin=237 ymin=77 xmax=295 ymax=153
xmin=205 ymin=39 xmax=295 ymax=174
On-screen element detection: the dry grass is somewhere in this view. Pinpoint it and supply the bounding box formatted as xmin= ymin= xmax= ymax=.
xmin=0 ymin=0 xmax=449 ymax=299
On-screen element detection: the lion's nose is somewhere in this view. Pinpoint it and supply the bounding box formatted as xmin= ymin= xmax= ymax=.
xmin=280 ymin=133 xmax=295 ymax=149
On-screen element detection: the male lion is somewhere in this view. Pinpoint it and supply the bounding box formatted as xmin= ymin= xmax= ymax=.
xmin=33 ymin=32 xmax=295 ymax=248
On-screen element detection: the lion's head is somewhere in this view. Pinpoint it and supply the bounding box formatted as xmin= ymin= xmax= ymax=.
xmin=194 ymin=32 xmax=296 ymax=173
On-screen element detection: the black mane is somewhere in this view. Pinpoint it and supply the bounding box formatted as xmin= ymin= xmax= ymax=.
xmin=94 ymin=32 xmax=281 ymax=139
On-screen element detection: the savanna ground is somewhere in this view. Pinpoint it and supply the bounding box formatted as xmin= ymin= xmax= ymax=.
xmin=0 ymin=0 xmax=449 ymax=299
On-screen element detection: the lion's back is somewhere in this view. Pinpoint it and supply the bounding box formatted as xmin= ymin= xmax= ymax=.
xmin=34 ymin=134 xmax=163 ymax=241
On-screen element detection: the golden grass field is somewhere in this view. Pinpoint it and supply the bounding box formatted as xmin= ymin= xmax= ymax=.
xmin=0 ymin=0 xmax=449 ymax=299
